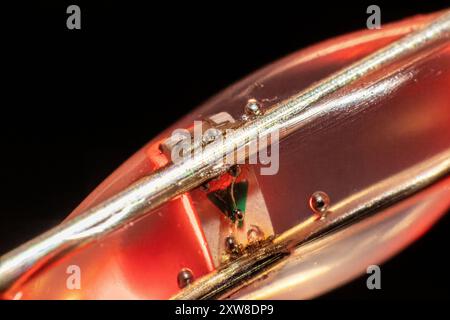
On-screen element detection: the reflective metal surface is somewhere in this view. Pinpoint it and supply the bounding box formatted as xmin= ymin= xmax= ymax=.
xmin=1 ymin=10 xmax=450 ymax=294
xmin=172 ymin=149 xmax=450 ymax=299
xmin=234 ymin=176 xmax=450 ymax=299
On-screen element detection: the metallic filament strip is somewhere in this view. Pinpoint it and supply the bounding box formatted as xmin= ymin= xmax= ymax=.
xmin=1 ymin=10 xmax=450 ymax=292
xmin=173 ymin=149 xmax=450 ymax=300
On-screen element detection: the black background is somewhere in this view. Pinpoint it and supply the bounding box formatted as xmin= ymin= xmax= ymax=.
xmin=1 ymin=0 xmax=450 ymax=299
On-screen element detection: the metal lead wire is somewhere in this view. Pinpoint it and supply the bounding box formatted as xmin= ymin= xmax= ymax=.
xmin=1 ymin=10 xmax=450 ymax=292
